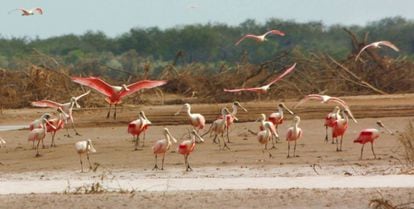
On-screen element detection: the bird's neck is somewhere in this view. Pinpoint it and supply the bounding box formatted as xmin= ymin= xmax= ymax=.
xmin=278 ymin=107 xmax=284 ymax=116
xmin=231 ymin=105 xmax=238 ymax=115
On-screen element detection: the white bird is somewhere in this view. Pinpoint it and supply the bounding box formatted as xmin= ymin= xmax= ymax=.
xmin=9 ymin=8 xmax=43 ymax=16
xmin=235 ymin=30 xmax=285 ymax=46
xmin=152 ymin=128 xmax=177 ymax=170
xmin=355 ymin=41 xmax=399 ymax=62
xmin=294 ymin=94 xmax=357 ymax=123
xmin=175 ymin=103 xmax=205 ymax=132
xmin=204 ymin=107 xmax=231 ymax=150
xmin=75 ymin=139 xmax=96 ymax=172
xmin=0 ymin=137 xmax=6 ymax=148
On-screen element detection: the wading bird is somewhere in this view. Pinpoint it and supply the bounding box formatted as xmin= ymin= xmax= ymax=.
xmin=286 ymin=116 xmax=303 ymax=158
xmin=128 ymin=111 xmax=152 ymax=150
xmin=257 ymin=122 xmax=274 ymax=158
xmin=332 ymin=109 xmax=351 ymax=152
xmin=235 ymin=30 xmax=285 ymax=46
xmin=72 ymin=77 xmax=167 ymax=119
xmin=178 ymin=130 xmax=204 ymax=171
xmin=28 ymin=113 xmax=55 ymax=157
xmin=354 ymin=121 xmax=393 ymax=160
xmin=175 ymin=103 xmax=205 ymax=132
xmin=75 ymin=139 xmax=96 ymax=172
xmin=0 ymin=137 xmax=6 ymax=148
xmin=9 ymin=8 xmax=43 ymax=16
xmin=294 ymin=94 xmax=357 ymax=123
xmin=224 ymin=63 xmax=296 ymax=94
xmin=46 ymin=108 xmax=68 ymax=147
xmin=31 ymin=90 xmax=90 ymax=136
xmin=152 ymin=128 xmax=177 ymax=170
xmin=219 ymin=101 xmax=247 ymax=143
xmin=204 ymin=107 xmax=231 ymax=150
xmin=324 ymin=106 xmax=341 ymax=144
xmin=355 ymin=41 xmax=399 ymax=62
xmin=268 ymin=103 xmax=294 ymax=137
xmin=258 ymin=114 xmax=279 ymax=149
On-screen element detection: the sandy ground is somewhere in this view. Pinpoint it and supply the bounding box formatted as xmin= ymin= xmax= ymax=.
xmin=0 ymin=94 xmax=414 ymax=208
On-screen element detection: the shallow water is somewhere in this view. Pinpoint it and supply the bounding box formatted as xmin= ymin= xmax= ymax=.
xmin=0 ymin=125 xmax=27 ymax=132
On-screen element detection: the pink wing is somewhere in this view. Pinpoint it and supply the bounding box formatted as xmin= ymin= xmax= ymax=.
xmin=119 ymin=80 xmax=167 ymax=98
xmin=267 ymin=63 xmax=296 ymax=86
xmin=19 ymin=8 xmax=30 ymax=15
xmin=224 ymin=87 xmax=262 ymax=93
xmin=378 ymin=41 xmax=399 ymax=52
xmin=265 ymin=30 xmax=285 ymax=37
xmin=33 ymin=8 xmax=43 ymax=14
xmin=235 ymin=34 xmax=260 ymax=46
xmin=327 ymin=97 xmax=348 ymax=108
xmin=71 ymin=77 xmax=115 ymax=97
xmin=293 ymin=94 xmax=324 ymax=108
xmin=31 ymin=100 xmax=63 ymax=108
xmin=355 ymin=43 xmax=375 ymax=61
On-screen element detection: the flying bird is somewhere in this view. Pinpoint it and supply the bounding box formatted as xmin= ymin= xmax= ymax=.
xmin=355 ymin=41 xmax=399 ymax=62
xmin=72 ymin=77 xmax=167 ymax=119
xmin=9 ymin=8 xmax=43 ymax=16
xmin=294 ymin=94 xmax=357 ymax=123
xmin=235 ymin=30 xmax=285 ymax=46
xmin=224 ymin=63 xmax=296 ymax=94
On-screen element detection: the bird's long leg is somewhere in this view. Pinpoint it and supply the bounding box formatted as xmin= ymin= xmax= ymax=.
xmin=152 ymin=155 xmax=159 ymax=170
xmin=70 ymin=117 xmax=81 ymax=136
xmin=212 ymin=134 xmax=218 ymax=144
xmin=186 ymin=155 xmax=192 ymax=171
xmin=113 ymin=105 xmax=117 ymax=120
xmin=184 ymin=155 xmax=188 ymax=171
xmin=331 ymin=128 xmax=335 ymax=144
xmin=41 ymin=137 xmax=45 ymax=149
xmin=370 ymin=143 xmax=376 ymax=159
xmin=161 ymin=154 xmax=165 ymax=170
xmin=79 ymin=155 xmax=84 ymax=173
xmin=276 ymin=125 xmax=281 ymax=143
xmin=106 ymin=105 xmax=112 ymax=119
xmin=271 ymin=134 xmax=277 ymax=149
xmin=226 ymin=127 xmax=231 ymax=143
xmin=336 ymin=137 xmax=339 ymax=151
xmin=287 ymin=141 xmax=290 ymax=158
xmin=35 ymin=139 xmax=41 ymax=157
xmin=50 ymin=132 xmax=56 ymax=147
xmin=134 ymin=135 xmax=140 ymax=151
xmin=293 ymin=140 xmax=297 ymax=157
xmin=265 ymin=143 xmax=272 ymax=158
xmin=324 ymin=126 xmax=328 ymax=143
xmin=360 ymin=144 xmax=365 ymax=160
xmin=340 ymin=135 xmax=343 ymax=151
xmin=65 ymin=126 xmax=71 ymax=138
xmin=142 ymin=131 xmax=146 ymax=147
xmin=87 ymin=153 xmax=92 ymax=170
xmin=222 ymin=134 xmax=230 ymax=151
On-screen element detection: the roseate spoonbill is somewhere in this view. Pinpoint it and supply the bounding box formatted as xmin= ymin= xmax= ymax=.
xmin=286 ymin=116 xmax=303 ymax=158
xmin=355 ymin=41 xmax=399 ymax=62
xmin=258 ymin=114 xmax=279 ymax=149
xmin=332 ymin=109 xmax=352 ymax=152
xmin=128 ymin=111 xmax=152 ymax=150
xmin=46 ymin=108 xmax=69 ymax=147
xmin=152 ymin=128 xmax=177 ymax=170
xmin=28 ymin=113 xmax=55 ymax=157
xmin=75 ymin=139 xmax=96 ymax=172
xmin=224 ymin=63 xmax=296 ymax=94
xmin=0 ymin=137 xmax=6 ymax=148
xmin=235 ymin=30 xmax=285 ymax=46
xmin=72 ymin=77 xmax=167 ymax=119
xmin=220 ymin=101 xmax=247 ymax=143
xmin=175 ymin=103 xmax=205 ymax=132
xmin=9 ymin=8 xmax=43 ymax=16
xmin=204 ymin=107 xmax=231 ymax=150
xmin=324 ymin=106 xmax=342 ymax=144
xmin=268 ymin=103 xmax=294 ymax=138
xmin=178 ymin=130 xmax=204 ymax=171
xmin=257 ymin=122 xmax=274 ymax=158
xmin=294 ymin=94 xmax=357 ymax=123
xmin=31 ymin=90 xmax=90 ymax=136
xmin=354 ymin=121 xmax=393 ymax=160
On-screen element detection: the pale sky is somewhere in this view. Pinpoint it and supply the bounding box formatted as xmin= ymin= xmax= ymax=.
xmin=1 ymin=0 xmax=413 ymax=39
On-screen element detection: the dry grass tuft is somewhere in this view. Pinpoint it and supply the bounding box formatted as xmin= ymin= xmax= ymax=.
xmin=398 ymin=121 xmax=414 ymax=167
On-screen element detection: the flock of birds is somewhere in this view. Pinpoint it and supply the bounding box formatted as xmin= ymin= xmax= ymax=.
xmin=2 ymin=10 xmax=401 ymax=172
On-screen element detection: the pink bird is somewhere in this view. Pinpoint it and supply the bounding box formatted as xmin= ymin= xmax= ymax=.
xmin=28 ymin=113 xmax=55 ymax=157
xmin=354 ymin=121 xmax=393 ymax=160
xmin=72 ymin=77 xmax=167 ymax=119
xmin=178 ymin=130 xmax=204 ymax=171
xmin=256 ymin=122 xmax=274 ymax=158
xmin=152 ymin=128 xmax=177 ymax=170
xmin=235 ymin=30 xmax=285 ymax=46
xmin=332 ymin=109 xmax=351 ymax=152
xmin=355 ymin=41 xmax=399 ymax=62
xmin=224 ymin=63 xmax=296 ymax=94
xmin=258 ymin=114 xmax=279 ymax=149
xmin=31 ymin=90 xmax=90 ymax=136
xmin=46 ymin=108 xmax=68 ymax=147
xmin=268 ymin=103 xmax=294 ymax=138
xmin=128 ymin=111 xmax=152 ymax=150
xmin=324 ymin=106 xmax=341 ymax=144
xmin=286 ymin=116 xmax=303 ymax=158
xmin=175 ymin=103 xmax=206 ymax=132
xmin=294 ymin=94 xmax=357 ymax=123
xmin=9 ymin=8 xmax=43 ymax=16
xmin=218 ymin=101 xmax=247 ymax=143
